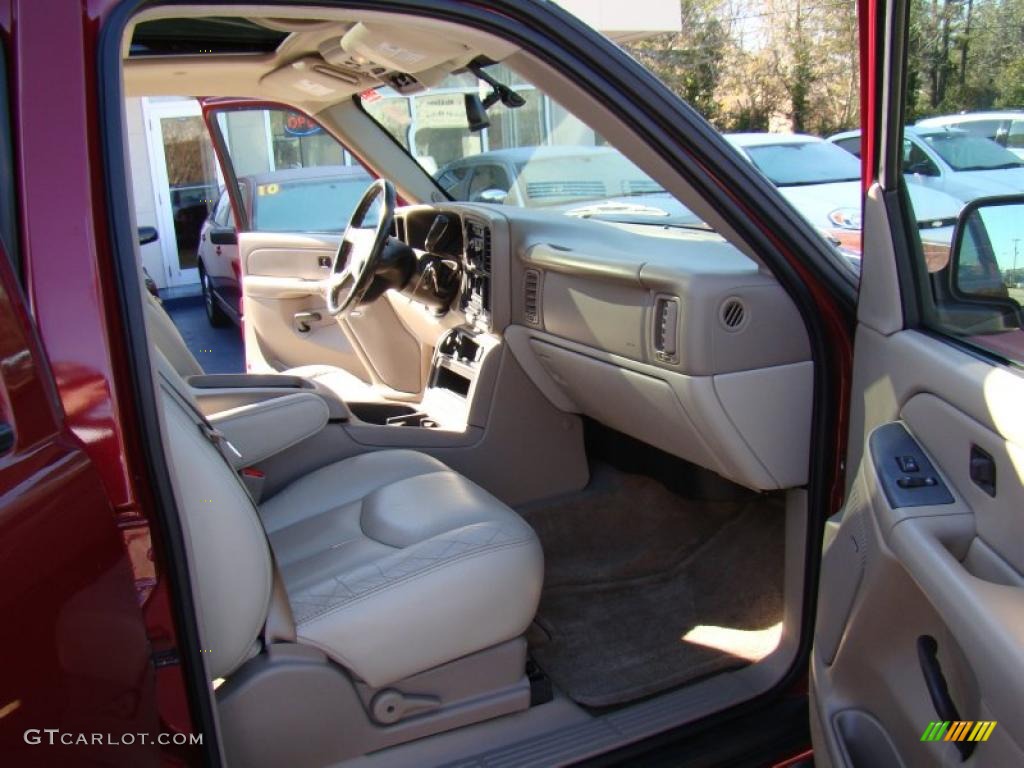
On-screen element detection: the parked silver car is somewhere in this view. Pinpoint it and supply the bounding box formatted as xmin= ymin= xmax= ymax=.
xmin=434 ymin=145 xmax=706 ymax=228
xmin=916 ymin=111 xmax=1024 ymax=159
xmin=726 ymin=133 xmax=963 ymax=259
xmin=829 ymin=126 xmax=1024 ymax=203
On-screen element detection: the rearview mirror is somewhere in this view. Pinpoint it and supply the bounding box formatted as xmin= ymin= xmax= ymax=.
xmin=949 ymin=195 xmax=1024 ymax=327
xmin=138 ymin=226 xmax=158 ymax=245
xmin=464 ymin=94 xmax=490 ymax=133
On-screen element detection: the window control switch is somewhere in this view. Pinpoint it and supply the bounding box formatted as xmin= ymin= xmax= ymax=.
xmin=897 ymin=475 xmax=937 ymax=489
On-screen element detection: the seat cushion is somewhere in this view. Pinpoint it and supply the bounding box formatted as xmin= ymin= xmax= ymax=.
xmin=283 ymin=364 xmax=378 ymax=402
xmin=259 ymin=450 xmax=543 ymax=687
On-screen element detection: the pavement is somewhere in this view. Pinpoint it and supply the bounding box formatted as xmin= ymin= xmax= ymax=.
xmin=161 ymin=292 xmax=245 ymax=374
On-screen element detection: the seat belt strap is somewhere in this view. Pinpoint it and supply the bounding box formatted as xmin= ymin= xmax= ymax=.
xmin=158 ymin=372 xmax=296 ymax=646
xmin=159 ymin=370 xmax=242 ymax=467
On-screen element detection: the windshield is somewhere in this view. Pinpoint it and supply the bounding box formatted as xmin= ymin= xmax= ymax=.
xmin=513 ymin=152 xmax=664 ymax=207
xmin=741 ymin=141 xmax=862 ymax=186
xmin=916 ymin=132 xmax=1024 ymax=171
xmin=359 ymin=64 xmax=699 ymax=226
xmin=252 ymin=175 xmax=369 ymax=232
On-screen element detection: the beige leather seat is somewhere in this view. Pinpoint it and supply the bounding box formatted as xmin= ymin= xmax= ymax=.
xmin=156 ymin=350 xmax=544 ymax=691
xmin=145 ymin=290 xmax=376 ymax=402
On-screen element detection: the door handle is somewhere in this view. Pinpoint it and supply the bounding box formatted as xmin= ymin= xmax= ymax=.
xmin=969 ymin=444 xmax=996 ymax=497
xmin=918 ymin=635 xmax=974 ymax=761
xmin=294 ymin=311 xmax=322 ymax=333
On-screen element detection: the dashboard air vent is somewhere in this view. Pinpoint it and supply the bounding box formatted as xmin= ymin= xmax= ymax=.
xmin=719 ymin=297 xmax=747 ymax=331
xmin=653 ymin=295 xmax=679 ymax=363
xmin=481 ymin=226 xmax=492 ymax=273
xmin=524 ymin=269 xmax=541 ymax=326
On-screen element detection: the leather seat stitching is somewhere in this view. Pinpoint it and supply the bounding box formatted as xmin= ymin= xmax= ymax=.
xmin=293 ymin=536 xmax=536 ymax=625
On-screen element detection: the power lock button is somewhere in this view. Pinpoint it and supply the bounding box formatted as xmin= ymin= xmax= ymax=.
xmin=896 ymin=455 xmax=920 ymax=473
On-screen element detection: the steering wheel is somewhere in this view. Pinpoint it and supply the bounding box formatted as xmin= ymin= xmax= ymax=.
xmin=324 ymin=179 xmax=396 ymax=316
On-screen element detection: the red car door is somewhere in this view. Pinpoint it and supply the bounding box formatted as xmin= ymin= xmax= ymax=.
xmin=0 ymin=247 xmax=161 ymax=765
xmin=0 ymin=23 xmax=160 ymax=762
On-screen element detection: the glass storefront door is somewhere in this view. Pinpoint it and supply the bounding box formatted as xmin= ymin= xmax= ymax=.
xmin=144 ymin=98 xmax=222 ymax=287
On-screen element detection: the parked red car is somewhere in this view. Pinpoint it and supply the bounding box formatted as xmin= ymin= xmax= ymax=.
xmin=2 ymin=1 xmax=1022 ymax=767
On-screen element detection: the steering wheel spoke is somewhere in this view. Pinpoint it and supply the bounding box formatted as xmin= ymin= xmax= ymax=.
xmin=324 ymin=179 xmax=396 ymax=316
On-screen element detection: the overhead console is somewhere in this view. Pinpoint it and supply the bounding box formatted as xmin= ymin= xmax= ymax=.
xmin=260 ymin=21 xmax=476 ymax=102
xmin=505 ymin=219 xmax=814 ymax=491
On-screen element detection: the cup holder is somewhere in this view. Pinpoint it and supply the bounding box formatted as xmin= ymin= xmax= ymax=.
xmin=348 ymin=402 xmax=438 ymax=428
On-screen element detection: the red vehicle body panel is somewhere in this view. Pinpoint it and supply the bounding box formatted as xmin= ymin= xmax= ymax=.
xmin=1 ymin=0 xmax=195 ymax=762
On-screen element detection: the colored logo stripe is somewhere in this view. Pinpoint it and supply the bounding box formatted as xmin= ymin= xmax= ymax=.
xmin=921 ymin=721 xmax=997 ymax=742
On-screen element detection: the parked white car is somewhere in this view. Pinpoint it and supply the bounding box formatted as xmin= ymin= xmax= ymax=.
xmin=725 ymin=133 xmax=963 ymax=258
xmin=916 ymin=111 xmax=1024 ymax=159
xmin=828 ymin=126 xmax=1024 ymax=203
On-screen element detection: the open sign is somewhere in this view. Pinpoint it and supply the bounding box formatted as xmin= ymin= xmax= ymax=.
xmin=284 ymin=113 xmax=322 ymax=137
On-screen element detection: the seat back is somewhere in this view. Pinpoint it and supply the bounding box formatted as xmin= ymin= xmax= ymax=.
xmin=155 ymin=351 xmax=273 ymax=679
xmin=144 ymin=291 xmax=204 ymax=377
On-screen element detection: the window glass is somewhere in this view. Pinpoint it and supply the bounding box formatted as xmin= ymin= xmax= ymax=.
xmin=902 ymin=139 xmax=939 ymax=176
xmin=360 ymin=68 xmax=707 ymax=231
xmin=900 ymin=4 xmax=1024 ymax=364
xmin=833 ymin=137 xmax=862 ymax=158
xmin=252 ymin=174 xmax=370 ymax=233
xmin=915 ymin=131 xmax=1024 ymax=172
xmin=357 ymin=8 xmax=870 ymax=264
xmin=740 ymin=141 xmax=861 ymax=186
xmin=467 ymin=166 xmax=512 ymax=201
xmin=212 ymin=108 xmax=370 ymax=233
xmin=1009 ymin=121 xmax=1024 ymax=149
xmin=212 ymin=191 xmax=232 ymax=227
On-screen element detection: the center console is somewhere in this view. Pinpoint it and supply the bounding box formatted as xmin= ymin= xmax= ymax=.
xmin=349 ymin=328 xmax=494 ymax=430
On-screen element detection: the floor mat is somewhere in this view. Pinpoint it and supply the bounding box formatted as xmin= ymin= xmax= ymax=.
xmin=520 ymin=465 xmax=785 ymax=708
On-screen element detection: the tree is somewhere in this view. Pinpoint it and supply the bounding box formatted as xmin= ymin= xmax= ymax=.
xmin=626 ymin=0 xmax=731 ymax=123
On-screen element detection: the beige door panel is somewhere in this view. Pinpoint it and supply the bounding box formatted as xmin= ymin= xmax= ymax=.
xmin=239 ymin=231 xmax=365 ymax=376
xmin=814 ymin=326 xmax=1024 ymax=768
xmin=239 ymin=232 xmax=451 ymax=396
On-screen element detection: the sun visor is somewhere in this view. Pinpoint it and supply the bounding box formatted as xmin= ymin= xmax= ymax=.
xmin=259 ymin=56 xmax=367 ymax=102
xmin=337 ymin=22 xmax=470 ymax=74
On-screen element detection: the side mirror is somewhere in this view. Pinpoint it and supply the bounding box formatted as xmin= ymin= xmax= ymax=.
xmin=464 ymin=94 xmax=490 ymax=133
xmin=209 ymin=227 xmax=238 ymax=246
xmin=138 ymin=226 xmax=159 ymax=245
xmin=948 ymin=195 xmax=1024 ymax=329
xmin=474 ymin=188 xmax=507 ymax=205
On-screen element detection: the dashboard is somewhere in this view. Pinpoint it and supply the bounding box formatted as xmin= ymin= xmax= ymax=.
xmin=394 ymin=202 xmax=813 ymax=492
xmin=396 ymin=207 xmax=494 ymax=332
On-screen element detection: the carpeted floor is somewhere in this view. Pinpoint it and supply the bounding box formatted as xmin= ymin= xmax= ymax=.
xmin=519 ymin=464 xmax=786 ymax=708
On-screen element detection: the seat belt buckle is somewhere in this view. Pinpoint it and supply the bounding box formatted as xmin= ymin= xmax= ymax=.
xmin=241 ymin=466 xmax=265 ymax=503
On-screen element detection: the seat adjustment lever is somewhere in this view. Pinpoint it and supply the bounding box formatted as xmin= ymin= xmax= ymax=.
xmin=370 ymin=689 xmax=440 ymax=725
